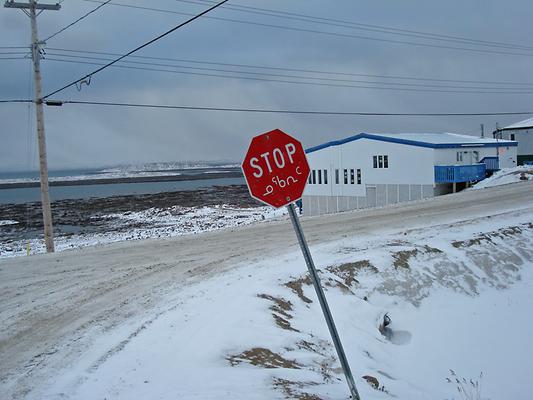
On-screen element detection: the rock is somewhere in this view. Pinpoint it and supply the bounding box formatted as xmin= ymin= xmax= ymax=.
xmin=362 ymin=375 xmax=379 ymax=389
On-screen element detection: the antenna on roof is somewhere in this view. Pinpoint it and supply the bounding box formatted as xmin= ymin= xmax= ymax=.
xmin=480 ymin=123 xmax=485 ymax=138
xmin=495 ymin=122 xmax=501 ymax=139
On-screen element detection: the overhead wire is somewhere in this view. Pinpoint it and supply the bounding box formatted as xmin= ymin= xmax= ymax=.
xmin=45 ymin=47 xmax=533 ymax=87
xmin=43 ymin=0 xmax=112 ymax=42
xmin=0 ymin=51 xmax=30 ymax=55
xmin=0 ymin=99 xmax=33 ymax=103
xmin=43 ymin=57 xmax=533 ymax=94
xmin=80 ymin=0 xmax=533 ymax=58
xmin=46 ymin=51 xmax=533 ymax=90
xmin=3 ymin=99 xmax=531 ymax=118
xmin=175 ymin=0 xmax=533 ymax=51
xmin=44 ymin=100 xmax=533 ymax=117
xmin=43 ymin=0 xmax=230 ymax=99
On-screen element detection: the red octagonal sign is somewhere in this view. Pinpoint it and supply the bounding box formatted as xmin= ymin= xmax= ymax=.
xmin=242 ymin=129 xmax=310 ymax=208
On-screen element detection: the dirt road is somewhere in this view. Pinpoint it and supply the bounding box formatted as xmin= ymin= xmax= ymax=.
xmin=1 ymin=181 xmax=532 ymax=399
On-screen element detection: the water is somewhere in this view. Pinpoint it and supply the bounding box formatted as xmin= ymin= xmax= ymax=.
xmin=0 ymin=177 xmax=246 ymax=204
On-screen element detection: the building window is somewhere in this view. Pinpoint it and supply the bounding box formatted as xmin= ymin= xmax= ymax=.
xmin=312 ymin=170 xmax=316 ymax=184
xmin=308 ymin=173 xmax=312 ymax=184
xmin=323 ymin=170 xmax=328 ymax=184
xmin=318 ymin=169 xmax=322 ymax=184
xmin=343 ymin=169 xmax=348 ymax=184
xmin=335 ymin=169 xmax=339 ymax=184
xmin=350 ymin=169 xmax=355 ymax=184
xmin=373 ymin=155 xmax=389 ymax=168
xmin=456 ymin=152 xmax=463 ymax=162
xmin=357 ymin=169 xmax=361 ymax=184
xmin=511 ymin=133 xmax=516 ymax=140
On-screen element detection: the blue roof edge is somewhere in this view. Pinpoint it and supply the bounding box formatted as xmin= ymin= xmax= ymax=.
xmin=305 ymin=132 xmax=517 ymax=153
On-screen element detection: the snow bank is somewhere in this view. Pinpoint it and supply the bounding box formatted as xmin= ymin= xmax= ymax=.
xmin=472 ymin=165 xmax=532 ymax=189
xmin=35 ymin=208 xmax=533 ymax=400
xmin=0 ymin=220 xmax=18 ymax=226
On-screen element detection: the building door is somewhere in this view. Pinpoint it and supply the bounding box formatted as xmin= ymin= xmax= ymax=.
xmin=366 ymin=186 xmax=377 ymax=208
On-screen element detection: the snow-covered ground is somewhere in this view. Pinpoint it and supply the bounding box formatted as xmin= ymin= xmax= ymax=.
xmin=31 ymin=202 xmax=533 ymax=400
xmin=472 ymin=165 xmax=532 ymax=189
xmin=1 ymin=181 xmax=532 ymax=400
xmin=0 ymin=205 xmax=286 ymax=258
xmin=0 ymin=220 xmax=18 ymax=226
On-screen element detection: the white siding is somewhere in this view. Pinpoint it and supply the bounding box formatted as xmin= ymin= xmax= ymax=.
xmin=433 ymin=146 xmax=517 ymax=169
xmin=498 ymin=145 xmax=518 ymax=168
xmin=501 ymin=129 xmax=533 ymax=157
xmin=304 ymin=138 xmax=434 ymax=197
xmin=435 ymin=147 xmax=491 ymax=165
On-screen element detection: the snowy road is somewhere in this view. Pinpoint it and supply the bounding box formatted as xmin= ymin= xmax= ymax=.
xmin=1 ymin=181 xmax=532 ymax=399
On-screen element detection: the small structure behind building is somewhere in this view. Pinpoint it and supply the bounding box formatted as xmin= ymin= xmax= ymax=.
xmin=494 ymin=117 xmax=533 ymax=165
xmin=302 ymin=132 xmax=517 ymax=216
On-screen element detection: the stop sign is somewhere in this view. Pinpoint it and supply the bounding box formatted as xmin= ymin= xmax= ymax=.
xmin=242 ymin=129 xmax=310 ymax=208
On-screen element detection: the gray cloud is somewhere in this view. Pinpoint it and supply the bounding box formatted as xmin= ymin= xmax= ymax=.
xmin=1 ymin=0 xmax=532 ymax=171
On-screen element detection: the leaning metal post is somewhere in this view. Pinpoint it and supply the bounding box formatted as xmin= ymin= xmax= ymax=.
xmin=286 ymin=203 xmax=361 ymax=400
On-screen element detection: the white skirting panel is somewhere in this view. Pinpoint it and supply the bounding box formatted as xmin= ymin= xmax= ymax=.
xmin=302 ymin=184 xmax=434 ymax=216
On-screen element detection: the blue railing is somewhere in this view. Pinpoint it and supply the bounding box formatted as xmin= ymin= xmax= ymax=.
xmin=480 ymin=156 xmax=499 ymax=171
xmin=435 ymin=164 xmax=486 ymax=183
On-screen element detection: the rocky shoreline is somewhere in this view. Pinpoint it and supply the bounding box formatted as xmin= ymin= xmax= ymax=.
xmin=0 ymin=185 xmax=259 ymax=242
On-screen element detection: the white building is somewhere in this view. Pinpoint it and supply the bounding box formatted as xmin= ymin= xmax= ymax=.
xmin=494 ymin=117 xmax=533 ymax=165
xmin=302 ymin=132 xmax=517 ymax=216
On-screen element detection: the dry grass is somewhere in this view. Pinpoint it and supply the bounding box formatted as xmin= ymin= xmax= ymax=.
xmin=327 ymin=260 xmax=378 ymax=287
xmin=273 ymin=378 xmax=322 ymax=400
xmin=273 ymin=313 xmax=300 ymax=332
xmin=452 ymin=224 xmax=530 ymax=248
xmin=257 ymin=293 xmax=293 ymax=319
xmin=257 ymin=293 xmax=299 ymax=332
xmin=392 ymin=249 xmax=419 ymax=269
xmin=284 ymin=275 xmax=313 ymax=304
xmin=227 ymin=348 xmax=301 ymax=369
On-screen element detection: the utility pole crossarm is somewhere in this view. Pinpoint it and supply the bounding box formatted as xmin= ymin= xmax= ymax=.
xmin=4 ymin=1 xmax=60 ymax=10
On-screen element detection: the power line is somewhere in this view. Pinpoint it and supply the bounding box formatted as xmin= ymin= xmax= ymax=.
xmin=44 ymin=57 xmax=533 ymax=94
xmin=43 ymin=53 xmax=533 ymax=91
xmin=0 ymin=51 xmax=29 ymax=54
xmin=45 ymin=47 xmax=533 ymax=87
xmin=46 ymin=99 xmax=533 ymax=117
xmin=0 ymin=99 xmax=32 ymax=103
xmin=43 ymin=0 xmax=230 ymax=99
xmin=8 ymin=48 xmax=521 ymax=91
xmin=176 ymin=0 xmax=533 ymax=52
xmin=43 ymin=0 xmax=112 ymax=42
xmin=81 ymin=0 xmax=533 ymax=58
xmin=55 ymin=51 xmax=530 ymax=90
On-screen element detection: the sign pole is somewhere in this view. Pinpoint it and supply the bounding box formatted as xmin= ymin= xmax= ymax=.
xmin=286 ymin=203 xmax=361 ymax=400
xmin=242 ymin=129 xmax=361 ymax=399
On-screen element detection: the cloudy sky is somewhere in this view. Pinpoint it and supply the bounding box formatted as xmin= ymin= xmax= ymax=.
xmin=1 ymin=0 xmax=532 ymax=171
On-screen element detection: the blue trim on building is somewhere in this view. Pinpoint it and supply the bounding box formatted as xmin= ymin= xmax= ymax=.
xmin=480 ymin=156 xmax=499 ymax=171
xmin=306 ymin=133 xmax=517 ymax=153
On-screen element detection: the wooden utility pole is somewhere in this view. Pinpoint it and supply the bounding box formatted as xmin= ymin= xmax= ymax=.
xmin=4 ymin=0 xmax=60 ymax=253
